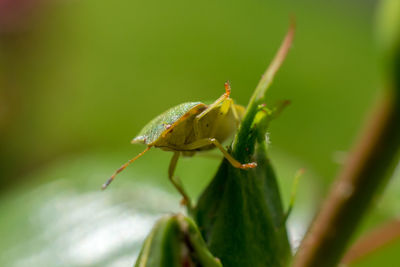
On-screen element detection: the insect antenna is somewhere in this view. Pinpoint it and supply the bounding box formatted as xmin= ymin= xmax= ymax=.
xmin=102 ymin=146 xmax=151 ymax=190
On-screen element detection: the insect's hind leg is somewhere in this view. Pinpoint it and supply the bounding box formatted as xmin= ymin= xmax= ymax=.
xmin=168 ymin=152 xmax=193 ymax=211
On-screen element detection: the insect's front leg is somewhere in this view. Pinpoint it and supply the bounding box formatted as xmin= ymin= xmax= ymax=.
xmin=194 ymin=96 xmax=233 ymax=140
xmin=193 ymin=82 xmax=232 ymax=138
xmin=230 ymin=100 xmax=241 ymax=126
xmin=209 ymin=98 xmax=234 ymax=137
xmin=179 ymin=138 xmax=257 ymax=169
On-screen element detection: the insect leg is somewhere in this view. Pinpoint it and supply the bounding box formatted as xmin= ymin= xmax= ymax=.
xmin=207 ymin=97 xmax=232 ymax=137
xmin=180 ymin=138 xmax=257 ymax=169
xmin=193 ymin=82 xmax=232 ymax=138
xmin=229 ymin=100 xmax=241 ymax=126
xmin=102 ymin=146 xmax=151 ymax=190
xmin=168 ymin=152 xmax=193 ymax=210
xmin=198 ymin=82 xmax=231 ymax=120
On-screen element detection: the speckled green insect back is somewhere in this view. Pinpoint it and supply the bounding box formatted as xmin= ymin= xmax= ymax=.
xmin=103 ymin=82 xmax=257 ymax=209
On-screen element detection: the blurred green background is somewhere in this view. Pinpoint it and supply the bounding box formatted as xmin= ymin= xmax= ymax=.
xmin=1 ymin=0 xmax=399 ymax=266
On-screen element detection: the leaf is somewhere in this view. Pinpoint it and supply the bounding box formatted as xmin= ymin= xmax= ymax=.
xmin=135 ymin=214 xmax=222 ymax=267
xmin=194 ymin=117 xmax=290 ymax=266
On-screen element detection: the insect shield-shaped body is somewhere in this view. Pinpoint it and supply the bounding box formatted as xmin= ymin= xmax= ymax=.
xmin=103 ymin=82 xmax=257 ymax=209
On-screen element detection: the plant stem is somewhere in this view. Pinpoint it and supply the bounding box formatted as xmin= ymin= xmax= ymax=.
xmin=294 ymin=1 xmax=400 ymax=265
xmin=341 ymin=219 xmax=400 ymax=264
xmin=293 ymin=88 xmax=400 ymax=267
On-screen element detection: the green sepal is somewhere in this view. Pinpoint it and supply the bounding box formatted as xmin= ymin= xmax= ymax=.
xmin=193 ymin=124 xmax=291 ymax=267
xmin=134 ymin=214 xmax=222 ymax=267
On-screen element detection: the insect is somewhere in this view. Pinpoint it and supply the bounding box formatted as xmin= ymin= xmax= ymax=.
xmin=103 ymin=82 xmax=257 ymax=208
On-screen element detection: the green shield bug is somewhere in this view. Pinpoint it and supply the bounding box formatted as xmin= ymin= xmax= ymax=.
xmin=103 ymin=82 xmax=256 ymax=208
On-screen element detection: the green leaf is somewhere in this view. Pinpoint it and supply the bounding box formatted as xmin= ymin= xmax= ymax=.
xmin=194 ymin=145 xmax=291 ymax=267
xmin=135 ymin=214 xmax=222 ymax=267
